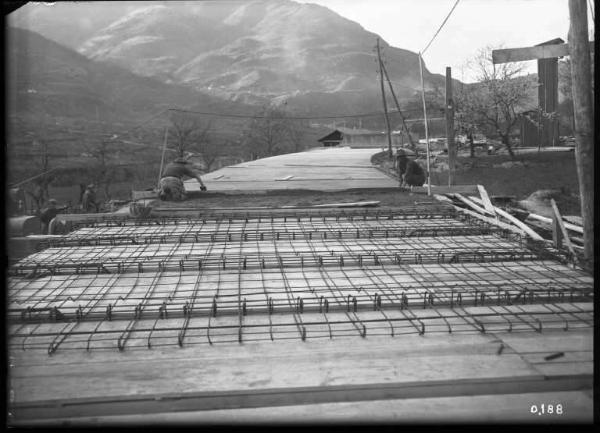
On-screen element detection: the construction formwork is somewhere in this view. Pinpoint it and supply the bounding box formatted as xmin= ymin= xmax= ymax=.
xmin=7 ymin=205 xmax=593 ymax=356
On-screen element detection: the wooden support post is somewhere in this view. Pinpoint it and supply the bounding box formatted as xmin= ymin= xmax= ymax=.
xmin=552 ymin=211 xmax=563 ymax=249
xmin=568 ymin=0 xmax=594 ymax=268
xmin=376 ymin=38 xmax=393 ymax=159
xmin=551 ymin=199 xmax=575 ymax=258
xmin=445 ymin=67 xmax=456 ymax=186
xmin=380 ymin=60 xmax=417 ymax=151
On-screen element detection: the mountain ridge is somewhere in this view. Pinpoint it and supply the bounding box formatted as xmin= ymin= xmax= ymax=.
xmin=10 ymin=0 xmax=447 ymax=114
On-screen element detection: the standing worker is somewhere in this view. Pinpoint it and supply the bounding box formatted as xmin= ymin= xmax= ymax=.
xmin=40 ymin=199 xmax=67 ymax=234
xmin=82 ymin=184 xmax=99 ymax=212
xmin=159 ymin=155 xmax=207 ymax=201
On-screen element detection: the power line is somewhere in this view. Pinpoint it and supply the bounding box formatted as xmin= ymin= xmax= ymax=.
xmin=166 ymin=107 xmax=424 ymax=120
xmin=421 ymin=0 xmax=461 ymax=55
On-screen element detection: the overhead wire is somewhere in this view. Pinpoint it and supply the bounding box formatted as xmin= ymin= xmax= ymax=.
xmin=166 ymin=107 xmax=424 ymax=120
xmin=421 ymin=0 xmax=461 ymax=55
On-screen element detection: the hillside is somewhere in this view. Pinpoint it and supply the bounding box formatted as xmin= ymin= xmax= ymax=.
xmin=6 ymin=26 xmax=251 ymax=125
xmin=10 ymin=0 xmax=447 ymax=115
xmin=5 ymin=26 xmax=258 ymax=188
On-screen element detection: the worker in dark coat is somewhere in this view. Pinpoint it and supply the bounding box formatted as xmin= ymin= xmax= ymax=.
xmin=404 ymin=159 xmax=426 ymax=187
xmin=396 ymin=148 xmax=409 ymax=179
xmin=159 ymin=156 xmax=207 ymax=201
xmin=82 ymin=184 xmax=99 ymax=212
xmin=40 ymin=199 xmax=67 ymax=234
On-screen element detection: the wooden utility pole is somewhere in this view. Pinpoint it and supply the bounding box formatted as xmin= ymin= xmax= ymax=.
xmin=376 ymin=38 xmax=393 ymax=159
xmin=568 ymin=0 xmax=594 ymax=269
xmin=418 ymin=52 xmax=432 ymax=196
xmin=445 ymin=67 xmax=456 ymax=186
xmin=157 ymin=125 xmax=169 ymax=189
xmin=380 ymin=60 xmax=417 ymax=151
xmin=492 ymin=22 xmax=594 ymax=269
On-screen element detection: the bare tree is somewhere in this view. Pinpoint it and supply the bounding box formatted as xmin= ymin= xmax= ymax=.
xmin=455 ymin=46 xmax=536 ymax=158
xmin=85 ymin=138 xmax=120 ymax=203
xmin=243 ymin=106 xmax=292 ymax=159
xmin=169 ymin=112 xmax=211 ymax=158
xmin=286 ymin=119 xmax=307 ymax=153
xmin=199 ymin=138 xmax=227 ymax=172
xmin=23 ymin=139 xmax=54 ymax=212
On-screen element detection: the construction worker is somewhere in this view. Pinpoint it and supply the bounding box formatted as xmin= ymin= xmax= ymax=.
xmin=82 ymin=184 xmax=99 ymax=212
xmin=40 ymin=199 xmax=67 ymax=234
xmin=159 ymin=155 xmax=207 ymax=201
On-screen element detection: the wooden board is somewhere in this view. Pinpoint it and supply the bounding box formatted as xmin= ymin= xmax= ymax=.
xmin=13 ymin=390 xmax=593 ymax=425
xmin=453 ymin=193 xmax=495 ymax=217
xmin=492 ymin=41 xmax=594 ymax=64
xmin=525 ymin=212 xmax=584 ymax=234
xmin=477 ymin=185 xmax=497 ymax=217
xmin=550 ymin=199 xmax=576 ymax=257
xmin=468 ymin=196 xmax=544 ymax=241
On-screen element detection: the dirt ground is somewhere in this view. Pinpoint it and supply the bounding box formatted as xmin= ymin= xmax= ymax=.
xmin=153 ymin=188 xmax=436 ymax=210
xmin=373 ymin=149 xmax=581 ymax=216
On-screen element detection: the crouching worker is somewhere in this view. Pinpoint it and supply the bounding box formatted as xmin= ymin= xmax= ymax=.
xmin=40 ymin=199 xmax=68 ymax=234
xmin=159 ymin=156 xmax=207 ymax=201
xmin=402 ymin=158 xmax=426 ymax=188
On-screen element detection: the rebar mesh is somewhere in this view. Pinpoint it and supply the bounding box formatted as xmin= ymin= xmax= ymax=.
xmin=8 ymin=207 xmax=593 ymax=354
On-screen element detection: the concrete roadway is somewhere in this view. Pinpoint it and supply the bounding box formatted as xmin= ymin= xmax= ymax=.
xmin=185 ymin=147 xmax=399 ymax=193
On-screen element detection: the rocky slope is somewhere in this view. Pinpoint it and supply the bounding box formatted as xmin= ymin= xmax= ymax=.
xmin=10 ymin=0 xmax=445 ymax=114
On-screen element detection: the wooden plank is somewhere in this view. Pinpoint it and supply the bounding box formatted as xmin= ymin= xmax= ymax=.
xmin=525 ymin=212 xmax=584 ymax=234
xmin=452 ymin=194 xmax=494 ymax=217
xmin=492 ymin=41 xmax=595 ymax=64
xmin=552 ymin=210 xmax=563 ymax=249
xmin=13 ymin=391 xmax=594 ymax=425
xmin=10 ymin=374 xmax=592 ymax=421
xmin=433 ymin=198 xmax=529 ymax=238
xmin=550 ymin=198 xmax=576 ymax=257
xmin=311 ymin=201 xmax=380 ymax=208
xmin=476 ymin=185 xmax=496 ymax=217
xmin=467 ymin=196 xmax=544 ymax=241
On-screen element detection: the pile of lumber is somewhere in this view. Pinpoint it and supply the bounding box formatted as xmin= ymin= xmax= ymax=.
xmin=434 ymin=185 xmax=584 ymax=257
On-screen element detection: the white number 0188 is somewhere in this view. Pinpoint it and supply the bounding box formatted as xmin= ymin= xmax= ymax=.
xmin=530 ymin=404 xmax=563 ymax=415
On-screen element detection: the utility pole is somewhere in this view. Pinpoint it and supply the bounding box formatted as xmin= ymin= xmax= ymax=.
xmin=418 ymin=52 xmax=431 ymax=196
xmin=376 ymin=38 xmax=393 ymax=159
xmin=158 ymin=125 xmax=169 ymax=190
xmin=568 ymin=0 xmax=594 ymax=270
xmin=445 ymin=67 xmax=456 ymax=186
xmin=380 ymin=60 xmax=417 ymax=151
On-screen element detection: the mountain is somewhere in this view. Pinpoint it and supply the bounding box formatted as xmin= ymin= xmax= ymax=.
xmin=9 ymin=0 xmax=446 ymax=115
xmin=6 ymin=26 xmax=251 ymax=126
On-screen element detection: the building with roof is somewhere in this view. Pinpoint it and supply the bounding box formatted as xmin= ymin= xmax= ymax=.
xmin=318 ymin=127 xmax=415 ymax=148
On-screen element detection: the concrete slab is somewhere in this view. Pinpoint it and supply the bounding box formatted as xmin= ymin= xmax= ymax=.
xmin=188 ymin=147 xmax=398 ymax=192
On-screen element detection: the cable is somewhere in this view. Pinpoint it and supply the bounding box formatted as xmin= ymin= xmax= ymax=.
xmin=421 ymin=0 xmax=460 ymax=55
xmin=108 ymin=109 xmax=168 ymax=140
xmin=167 ymin=106 xmax=426 ymax=120
xmin=9 ymin=167 xmax=61 ymax=188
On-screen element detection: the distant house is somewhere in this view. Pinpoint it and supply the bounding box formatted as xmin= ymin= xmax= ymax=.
xmin=317 ymin=127 xmax=413 ymax=148
xmin=317 ymin=129 xmax=343 ymax=147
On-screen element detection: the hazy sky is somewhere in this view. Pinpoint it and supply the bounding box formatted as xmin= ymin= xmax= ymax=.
xmin=298 ymin=0 xmax=594 ymax=82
